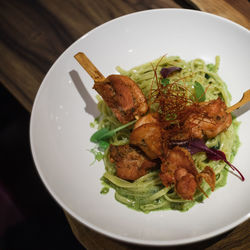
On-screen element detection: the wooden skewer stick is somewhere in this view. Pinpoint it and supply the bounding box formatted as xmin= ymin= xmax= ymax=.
xmin=226 ymin=89 xmax=250 ymax=113
xmin=74 ymin=52 xmax=141 ymax=121
xmin=74 ymin=52 xmax=106 ymax=82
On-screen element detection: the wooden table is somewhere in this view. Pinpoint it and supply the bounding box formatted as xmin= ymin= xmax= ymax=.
xmin=1 ymin=0 xmax=249 ymax=249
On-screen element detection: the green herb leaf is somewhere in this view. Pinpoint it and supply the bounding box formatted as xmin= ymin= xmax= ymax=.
xmin=90 ymin=128 xmax=109 ymax=142
xmin=194 ymin=81 xmax=206 ymax=102
xmin=90 ymin=120 xmax=136 ymax=143
xmin=161 ymin=78 xmax=170 ymax=87
xmin=98 ymin=130 xmax=116 ymax=141
xmin=98 ymin=140 xmax=110 ymax=150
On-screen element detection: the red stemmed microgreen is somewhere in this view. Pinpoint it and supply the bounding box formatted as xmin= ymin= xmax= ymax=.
xmin=170 ymin=139 xmax=245 ymax=181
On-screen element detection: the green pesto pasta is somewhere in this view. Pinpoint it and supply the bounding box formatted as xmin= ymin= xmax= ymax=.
xmin=94 ymin=55 xmax=240 ymax=213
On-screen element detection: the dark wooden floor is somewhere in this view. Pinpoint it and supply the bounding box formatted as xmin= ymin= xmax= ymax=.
xmin=0 ymin=83 xmax=83 ymax=250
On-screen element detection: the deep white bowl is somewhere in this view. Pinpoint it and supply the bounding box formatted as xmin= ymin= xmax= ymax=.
xmin=30 ymin=9 xmax=250 ymax=246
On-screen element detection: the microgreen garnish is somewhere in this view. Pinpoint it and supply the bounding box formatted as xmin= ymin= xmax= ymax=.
xmin=98 ymin=140 xmax=110 ymax=150
xmin=160 ymin=66 xmax=182 ymax=78
xmin=90 ymin=128 xmax=110 ymax=143
xmin=189 ymin=139 xmax=244 ymax=181
xmin=194 ymin=81 xmax=206 ymax=102
xmin=90 ymin=119 xmax=136 ymax=151
xmin=161 ymin=78 xmax=170 ymax=87
xmin=170 ymin=139 xmax=245 ymax=181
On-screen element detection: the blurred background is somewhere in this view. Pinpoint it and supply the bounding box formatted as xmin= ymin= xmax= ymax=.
xmin=0 ymin=84 xmax=83 ymax=250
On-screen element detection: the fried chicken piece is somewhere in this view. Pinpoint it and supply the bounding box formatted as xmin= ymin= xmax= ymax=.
xmin=133 ymin=112 xmax=160 ymax=129
xmin=109 ymin=144 xmax=156 ymax=181
xmin=130 ymin=123 xmax=164 ymax=160
xmin=184 ymin=98 xmax=232 ymax=139
xmin=160 ymin=146 xmax=198 ymax=200
xmin=160 ymin=146 xmax=198 ymax=176
xmin=175 ymin=172 xmax=197 ymax=200
xmin=93 ymin=75 xmax=148 ymax=124
xmin=160 ymin=146 xmax=216 ymax=200
xmin=169 ymin=98 xmax=232 ymax=141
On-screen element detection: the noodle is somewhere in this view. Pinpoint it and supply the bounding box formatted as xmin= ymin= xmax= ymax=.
xmin=94 ymin=55 xmax=240 ymax=213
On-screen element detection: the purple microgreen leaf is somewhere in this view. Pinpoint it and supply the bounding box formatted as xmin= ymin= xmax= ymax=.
xmin=187 ymin=139 xmax=244 ymax=181
xmin=170 ymin=138 xmax=245 ymax=181
xmin=206 ymin=148 xmax=226 ymax=161
xmin=187 ymin=139 xmax=208 ymax=154
xmin=160 ymin=66 xmax=182 ymax=78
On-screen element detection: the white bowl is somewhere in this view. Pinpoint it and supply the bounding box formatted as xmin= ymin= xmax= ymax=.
xmin=30 ymin=9 xmax=250 ymax=246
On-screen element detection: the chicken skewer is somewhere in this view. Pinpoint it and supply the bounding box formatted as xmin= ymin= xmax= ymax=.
xmin=74 ymin=52 xmax=148 ymax=124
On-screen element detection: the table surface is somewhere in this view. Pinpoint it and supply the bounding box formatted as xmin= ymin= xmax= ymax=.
xmin=0 ymin=0 xmax=249 ymax=249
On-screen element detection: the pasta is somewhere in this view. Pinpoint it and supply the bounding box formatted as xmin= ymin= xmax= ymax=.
xmin=93 ymin=55 xmax=240 ymax=213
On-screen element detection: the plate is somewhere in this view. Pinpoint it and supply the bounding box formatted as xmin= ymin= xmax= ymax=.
xmin=30 ymin=9 xmax=250 ymax=246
